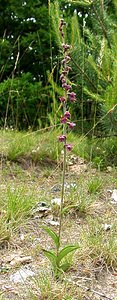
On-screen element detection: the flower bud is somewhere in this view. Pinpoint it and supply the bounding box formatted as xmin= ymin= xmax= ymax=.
xmin=59 ymin=96 xmax=66 ymax=103
xmin=64 ymin=111 xmax=71 ymax=119
xmin=62 ymin=83 xmax=72 ymax=91
xmin=68 ymin=92 xmax=76 ymax=102
xmin=60 ymin=116 xmax=67 ymax=124
xmin=58 ymin=135 xmax=66 ymax=142
xmin=65 ymin=144 xmax=73 ymax=151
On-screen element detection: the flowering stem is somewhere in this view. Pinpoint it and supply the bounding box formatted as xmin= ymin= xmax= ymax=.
xmin=57 ymin=19 xmax=76 ymax=256
xmin=57 ymin=103 xmax=67 ymax=253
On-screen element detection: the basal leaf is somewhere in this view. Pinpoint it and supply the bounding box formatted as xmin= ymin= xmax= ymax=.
xmin=60 ymin=262 xmax=71 ymax=272
xmin=42 ymin=226 xmax=60 ymax=248
xmin=42 ymin=249 xmax=57 ymax=269
xmin=57 ymin=245 xmax=79 ymax=264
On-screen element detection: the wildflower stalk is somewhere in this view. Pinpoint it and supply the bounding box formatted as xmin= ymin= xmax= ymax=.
xmin=42 ymin=18 xmax=78 ymax=277
xmin=58 ymin=102 xmax=66 ymax=253
xmin=57 ymin=19 xmax=76 ymax=254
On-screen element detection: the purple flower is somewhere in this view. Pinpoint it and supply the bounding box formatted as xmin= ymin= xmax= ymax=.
xmin=68 ymin=92 xmax=76 ymax=102
xmin=67 ymin=122 xmax=76 ymax=129
xmin=59 ymin=20 xmax=66 ymax=33
xmin=59 ymin=96 xmax=66 ymax=103
xmin=62 ymin=43 xmax=71 ymax=52
xmin=58 ymin=135 xmax=66 ymax=142
xmin=62 ymin=70 xmax=68 ymax=75
xmin=60 ymin=74 xmax=64 ymax=81
xmin=60 ymin=19 xmax=66 ymax=26
xmin=65 ymin=143 xmax=73 ymax=151
xmin=65 ymin=66 xmax=72 ymax=72
xmin=65 ymin=55 xmax=71 ymax=62
xmin=64 ymin=111 xmax=71 ymax=119
xmin=61 ymin=58 xmax=67 ymax=65
xmin=61 ymin=78 xmax=66 ymax=84
xmin=60 ymin=116 xmax=68 ymax=124
xmin=62 ymin=83 xmax=72 ymax=91
xmin=61 ymin=55 xmax=71 ymax=65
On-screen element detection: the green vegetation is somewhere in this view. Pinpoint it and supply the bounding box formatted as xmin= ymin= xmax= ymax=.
xmin=0 ymin=0 xmax=116 ymax=133
xmin=0 ymin=0 xmax=117 ymax=299
xmin=1 ymin=129 xmax=116 ymax=167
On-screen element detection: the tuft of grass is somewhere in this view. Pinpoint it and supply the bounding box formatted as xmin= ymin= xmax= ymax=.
xmin=87 ymin=176 xmax=102 ymax=194
xmin=62 ymin=177 xmax=97 ymax=216
xmin=0 ymin=185 xmax=39 ymax=244
xmin=5 ymin=188 xmax=35 ymax=227
xmin=28 ymin=273 xmax=82 ymax=300
xmin=0 ymin=216 xmax=10 ymax=245
xmin=79 ymin=217 xmax=117 ymax=268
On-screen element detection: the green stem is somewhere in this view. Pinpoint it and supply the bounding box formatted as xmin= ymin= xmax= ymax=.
xmin=57 ymin=102 xmax=66 ymax=255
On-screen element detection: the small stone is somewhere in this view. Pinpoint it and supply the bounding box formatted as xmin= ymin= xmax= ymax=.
xmin=38 ymin=202 xmax=47 ymax=207
xmin=20 ymin=234 xmax=25 ymax=241
xmin=46 ymin=219 xmax=59 ymax=226
xmin=111 ymin=189 xmax=117 ymax=202
xmin=103 ymin=224 xmax=112 ymax=231
xmin=51 ymin=198 xmax=62 ymax=206
xmin=10 ymin=255 xmax=32 ymax=266
xmin=64 ymin=182 xmax=77 ymax=190
xmin=10 ymin=268 xmax=35 ymax=283
xmin=106 ymin=166 xmax=112 ymax=172
xmin=51 ymin=185 xmax=61 ymax=192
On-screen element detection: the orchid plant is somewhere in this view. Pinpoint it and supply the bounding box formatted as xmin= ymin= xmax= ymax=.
xmin=42 ymin=19 xmax=78 ymax=278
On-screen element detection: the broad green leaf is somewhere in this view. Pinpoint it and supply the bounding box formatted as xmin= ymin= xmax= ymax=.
xmin=60 ymin=262 xmax=71 ymax=272
xmin=42 ymin=226 xmax=60 ymax=248
xmin=42 ymin=249 xmax=57 ymax=269
xmin=57 ymin=245 xmax=79 ymax=264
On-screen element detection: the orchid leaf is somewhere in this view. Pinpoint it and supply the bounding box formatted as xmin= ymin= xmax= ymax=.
xmin=57 ymin=245 xmax=79 ymax=264
xmin=42 ymin=226 xmax=60 ymax=248
xmin=42 ymin=249 xmax=57 ymax=269
xmin=60 ymin=262 xmax=71 ymax=272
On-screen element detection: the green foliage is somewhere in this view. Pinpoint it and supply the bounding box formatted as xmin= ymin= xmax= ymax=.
xmin=0 ymin=72 xmax=56 ymax=129
xmin=42 ymin=226 xmax=60 ymax=249
xmin=0 ymin=0 xmax=116 ymax=133
xmin=0 ymin=0 xmax=59 ymax=129
xmin=0 ymin=184 xmax=39 ymax=244
xmin=0 ymin=129 xmax=116 ymax=168
xmin=1 ymin=129 xmax=61 ymax=162
xmin=0 ymin=0 xmax=53 ymax=82
xmin=4 ymin=187 xmax=36 ymax=228
xmin=80 ymin=217 xmax=117 ymax=267
xmin=42 ymin=226 xmax=79 ymax=277
xmin=70 ymin=134 xmax=117 ymax=168
xmin=87 ymin=177 xmax=102 ymax=194
xmin=50 ymin=0 xmax=117 ymax=135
